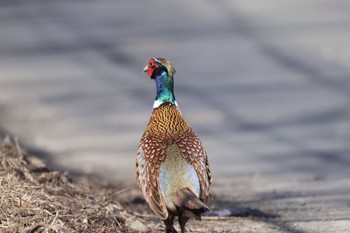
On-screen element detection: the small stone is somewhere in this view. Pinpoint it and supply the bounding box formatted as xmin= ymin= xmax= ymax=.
xmin=130 ymin=219 xmax=148 ymax=232
xmin=213 ymin=227 xmax=225 ymax=232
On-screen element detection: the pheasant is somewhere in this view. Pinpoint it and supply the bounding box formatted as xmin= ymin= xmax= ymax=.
xmin=136 ymin=58 xmax=212 ymax=233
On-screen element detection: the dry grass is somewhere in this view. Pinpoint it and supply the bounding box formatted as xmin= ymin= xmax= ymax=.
xmin=0 ymin=137 xmax=146 ymax=233
xmin=0 ymin=137 xmax=252 ymax=233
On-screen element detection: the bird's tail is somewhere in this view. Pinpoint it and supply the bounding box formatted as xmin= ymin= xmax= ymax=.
xmin=173 ymin=187 xmax=209 ymax=220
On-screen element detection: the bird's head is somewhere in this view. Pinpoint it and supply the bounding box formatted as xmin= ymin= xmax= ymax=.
xmin=143 ymin=57 xmax=176 ymax=79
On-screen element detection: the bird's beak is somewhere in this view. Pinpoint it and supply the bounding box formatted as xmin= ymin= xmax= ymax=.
xmin=143 ymin=65 xmax=148 ymax=73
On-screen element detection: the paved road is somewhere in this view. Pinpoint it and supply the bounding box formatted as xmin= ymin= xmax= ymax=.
xmin=1 ymin=1 xmax=350 ymax=232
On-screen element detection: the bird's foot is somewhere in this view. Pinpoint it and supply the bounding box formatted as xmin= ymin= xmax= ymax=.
xmin=165 ymin=226 xmax=178 ymax=233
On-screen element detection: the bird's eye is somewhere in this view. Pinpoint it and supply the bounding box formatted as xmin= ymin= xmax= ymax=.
xmin=149 ymin=62 xmax=156 ymax=69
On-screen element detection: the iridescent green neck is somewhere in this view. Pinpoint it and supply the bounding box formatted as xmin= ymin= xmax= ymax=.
xmin=153 ymin=71 xmax=176 ymax=108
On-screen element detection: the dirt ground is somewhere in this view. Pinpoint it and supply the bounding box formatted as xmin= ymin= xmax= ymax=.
xmin=2 ymin=136 xmax=350 ymax=233
xmin=2 ymin=136 xmax=308 ymax=233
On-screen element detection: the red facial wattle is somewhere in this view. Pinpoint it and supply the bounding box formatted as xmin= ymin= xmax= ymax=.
xmin=147 ymin=67 xmax=154 ymax=77
xmin=146 ymin=58 xmax=159 ymax=78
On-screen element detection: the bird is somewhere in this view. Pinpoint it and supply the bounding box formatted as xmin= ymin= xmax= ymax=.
xmin=136 ymin=57 xmax=212 ymax=233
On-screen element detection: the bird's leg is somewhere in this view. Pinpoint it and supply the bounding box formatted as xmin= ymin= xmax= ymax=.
xmin=178 ymin=215 xmax=189 ymax=233
xmin=164 ymin=215 xmax=177 ymax=233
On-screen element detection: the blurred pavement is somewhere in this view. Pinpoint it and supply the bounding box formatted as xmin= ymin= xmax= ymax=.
xmin=1 ymin=1 xmax=350 ymax=232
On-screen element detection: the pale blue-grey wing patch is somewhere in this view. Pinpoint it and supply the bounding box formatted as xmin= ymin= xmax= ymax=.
xmin=158 ymin=144 xmax=200 ymax=212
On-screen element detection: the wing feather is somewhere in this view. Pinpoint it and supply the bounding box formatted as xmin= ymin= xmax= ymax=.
xmin=136 ymin=143 xmax=168 ymax=219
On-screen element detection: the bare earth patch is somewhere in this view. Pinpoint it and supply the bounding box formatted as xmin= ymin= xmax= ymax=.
xmin=6 ymin=136 xmax=348 ymax=233
xmin=0 ymin=137 xmax=283 ymax=233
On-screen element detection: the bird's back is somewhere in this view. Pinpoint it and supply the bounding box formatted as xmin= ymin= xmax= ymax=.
xmin=137 ymin=103 xmax=211 ymax=218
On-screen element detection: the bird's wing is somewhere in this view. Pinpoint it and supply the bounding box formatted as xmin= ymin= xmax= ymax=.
xmin=176 ymin=131 xmax=211 ymax=202
xmin=202 ymin=146 xmax=212 ymax=186
xmin=136 ymin=139 xmax=168 ymax=220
